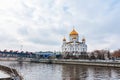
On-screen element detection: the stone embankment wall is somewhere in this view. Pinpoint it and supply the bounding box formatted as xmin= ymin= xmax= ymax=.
xmin=32 ymin=59 xmax=120 ymax=67
xmin=0 ymin=65 xmax=23 ymax=80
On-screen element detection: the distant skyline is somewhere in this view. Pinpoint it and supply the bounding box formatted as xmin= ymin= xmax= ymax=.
xmin=0 ymin=0 xmax=120 ymax=52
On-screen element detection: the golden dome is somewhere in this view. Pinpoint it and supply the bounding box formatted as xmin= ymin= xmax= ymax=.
xmin=70 ymin=29 xmax=78 ymax=35
xmin=63 ymin=37 xmax=66 ymax=41
xmin=82 ymin=37 xmax=86 ymax=42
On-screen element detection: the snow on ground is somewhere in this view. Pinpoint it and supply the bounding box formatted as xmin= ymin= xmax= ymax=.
xmin=0 ymin=71 xmax=10 ymax=78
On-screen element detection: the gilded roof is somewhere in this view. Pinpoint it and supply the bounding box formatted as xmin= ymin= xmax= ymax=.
xmin=82 ymin=38 xmax=85 ymax=41
xmin=69 ymin=29 xmax=78 ymax=35
xmin=63 ymin=37 xmax=66 ymax=41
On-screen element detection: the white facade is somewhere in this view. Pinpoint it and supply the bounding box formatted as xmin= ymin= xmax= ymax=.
xmin=62 ymin=29 xmax=87 ymax=57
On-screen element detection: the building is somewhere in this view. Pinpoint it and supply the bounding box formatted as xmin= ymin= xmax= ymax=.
xmin=62 ymin=28 xmax=87 ymax=58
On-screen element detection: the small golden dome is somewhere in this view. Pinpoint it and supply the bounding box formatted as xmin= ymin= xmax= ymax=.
xmin=63 ymin=37 xmax=66 ymax=41
xmin=82 ymin=37 xmax=86 ymax=42
xmin=70 ymin=29 xmax=78 ymax=35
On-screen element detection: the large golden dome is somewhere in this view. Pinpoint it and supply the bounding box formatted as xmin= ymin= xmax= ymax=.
xmin=69 ymin=29 xmax=78 ymax=35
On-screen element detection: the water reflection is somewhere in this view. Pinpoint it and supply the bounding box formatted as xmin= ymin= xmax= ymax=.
xmin=89 ymin=67 xmax=111 ymax=80
xmin=62 ymin=65 xmax=88 ymax=80
xmin=62 ymin=65 xmax=120 ymax=80
xmin=1 ymin=61 xmax=120 ymax=80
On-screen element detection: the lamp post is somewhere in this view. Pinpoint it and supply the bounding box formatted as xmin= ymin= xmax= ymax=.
xmin=20 ymin=44 xmax=23 ymax=51
xmin=19 ymin=40 xmax=23 ymax=51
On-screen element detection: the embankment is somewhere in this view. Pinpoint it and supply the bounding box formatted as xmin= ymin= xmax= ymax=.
xmin=32 ymin=59 xmax=120 ymax=67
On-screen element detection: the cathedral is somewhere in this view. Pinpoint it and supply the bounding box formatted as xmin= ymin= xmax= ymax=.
xmin=62 ymin=28 xmax=87 ymax=58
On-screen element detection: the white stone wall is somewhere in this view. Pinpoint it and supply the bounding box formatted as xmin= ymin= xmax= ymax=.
xmin=62 ymin=41 xmax=87 ymax=56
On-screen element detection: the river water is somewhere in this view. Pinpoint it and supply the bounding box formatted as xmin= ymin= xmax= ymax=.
xmin=0 ymin=61 xmax=120 ymax=80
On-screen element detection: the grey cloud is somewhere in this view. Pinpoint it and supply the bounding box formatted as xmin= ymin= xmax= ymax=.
xmin=17 ymin=27 xmax=61 ymax=45
xmin=50 ymin=27 xmax=67 ymax=35
xmin=29 ymin=38 xmax=60 ymax=45
xmin=18 ymin=26 xmax=29 ymax=36
xmin=0 ymin=32 xmax=17 ymax=43
xmin=27 ymin=31 xmax=60 ymax=45
xmin=0 ymin=0 xmax=120 ymax=51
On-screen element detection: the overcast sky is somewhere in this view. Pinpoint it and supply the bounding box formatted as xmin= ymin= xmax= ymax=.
xmin=0 ymin=0 xmax=120 ymax=52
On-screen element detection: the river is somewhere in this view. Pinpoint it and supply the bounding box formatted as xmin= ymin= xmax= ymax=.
xmin=0 ymin=61 xmax=120 ymax=80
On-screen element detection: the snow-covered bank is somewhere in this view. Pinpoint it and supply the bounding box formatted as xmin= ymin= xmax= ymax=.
xmin=0 ymin=71 xmax=10 ymax=78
